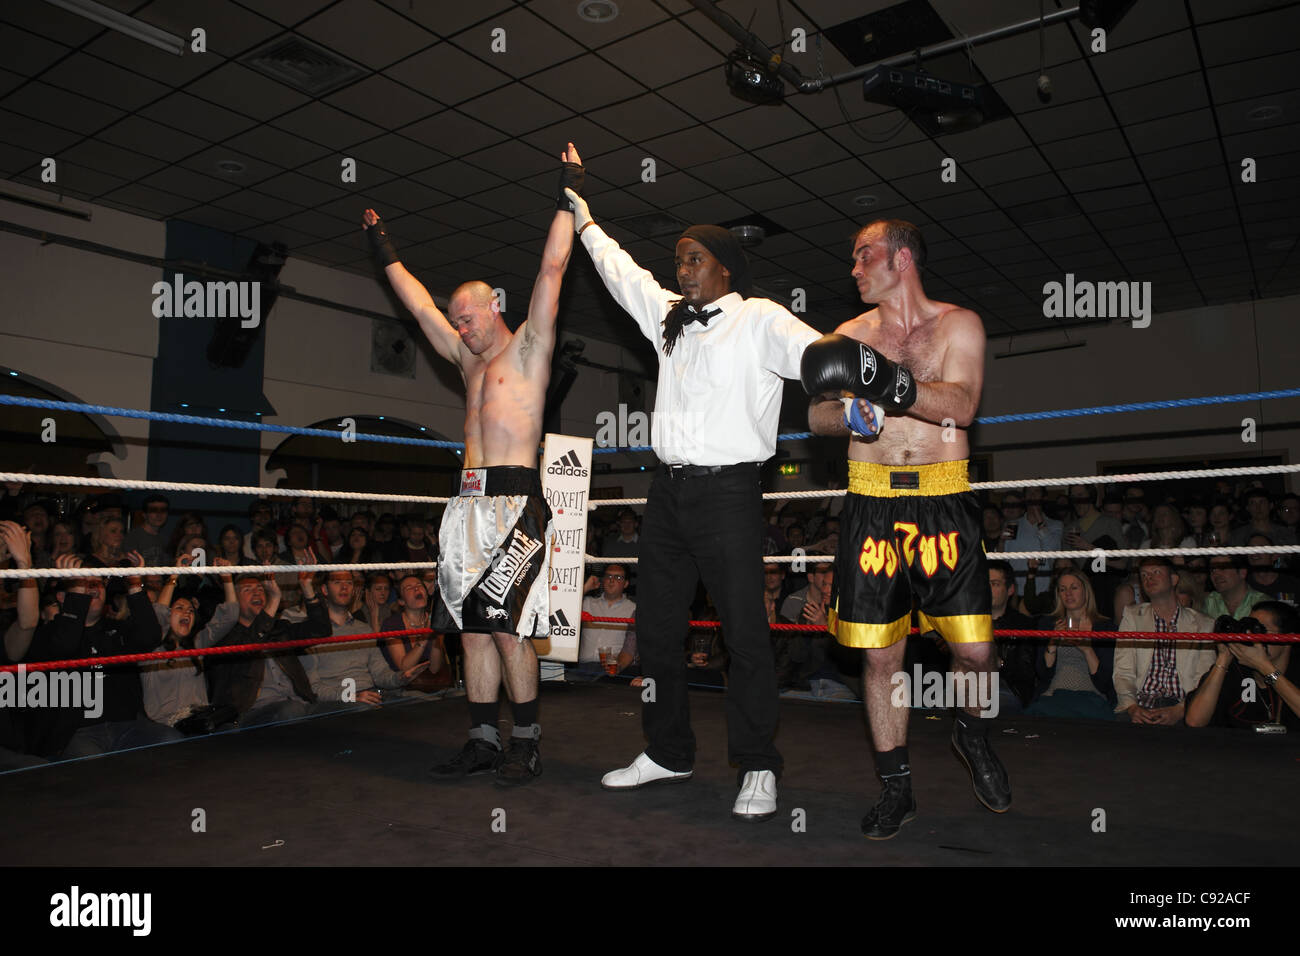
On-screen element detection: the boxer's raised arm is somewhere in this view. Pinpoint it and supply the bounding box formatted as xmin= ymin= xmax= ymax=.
xmin=518 ymin=144 xmax=580 ymax=368
xmin=361 ymin=209 xmax=463 ymax=367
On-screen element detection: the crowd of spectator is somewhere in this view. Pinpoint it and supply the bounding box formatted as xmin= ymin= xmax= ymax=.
xmin=0 ymin=485 xmax=457 ymax=769
xmin=1 ymin=473 xmax=1296 ymax=770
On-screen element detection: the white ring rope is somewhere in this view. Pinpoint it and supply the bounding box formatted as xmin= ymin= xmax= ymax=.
xmin=589 ymin=463 xmax=1300 ymax=507
xmin=575 ymin=545 xmax=1300 ymax=566
xmin=0 ymin=561 xmax=437 ymax=579
xmin=8 ymin=546 xmax=1296 ymax=578
xmin=0 ymin=472 xmax=450 ymax=505
xmin=5 ymin=462 xmax=1296 ymax=512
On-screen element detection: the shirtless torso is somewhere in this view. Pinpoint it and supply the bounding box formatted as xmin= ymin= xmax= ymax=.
xmin=833 ymin=301 xmax=983 ymax=466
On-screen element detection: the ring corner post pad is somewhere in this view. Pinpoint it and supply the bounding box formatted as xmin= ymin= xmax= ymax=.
xmin=539 ymin=432 xmax=594 ymax=671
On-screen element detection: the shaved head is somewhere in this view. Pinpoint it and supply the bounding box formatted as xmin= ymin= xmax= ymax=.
xmin=449 ymin=280 xmax=497 ymax=312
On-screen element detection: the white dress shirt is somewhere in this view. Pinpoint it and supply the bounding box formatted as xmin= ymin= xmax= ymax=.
xmin=582 ymin=224 xmax=821 ymax=466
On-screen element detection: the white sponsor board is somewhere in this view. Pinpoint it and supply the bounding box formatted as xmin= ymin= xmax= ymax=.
xmin=539 ymin=434 xmax=592 ymax=664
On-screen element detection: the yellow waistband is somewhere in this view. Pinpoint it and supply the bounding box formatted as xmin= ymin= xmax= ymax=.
xmin=847 ymin=459 xmax=971 ymax=497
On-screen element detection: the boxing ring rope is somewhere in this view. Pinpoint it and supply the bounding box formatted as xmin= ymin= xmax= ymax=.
xmin=5 ymin=385 xmax=1298 ymax=676
xmin=4 ymin=384 xmax=1300 ymax=457
xmin=3 ymin=618 xmax=1295 ymax=677
xmin=0 ymin=472 xmax=451 ymax=505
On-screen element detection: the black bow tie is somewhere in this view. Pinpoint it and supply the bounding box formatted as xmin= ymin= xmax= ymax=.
xmin=682 ymin=304 xmax=721 ymax=328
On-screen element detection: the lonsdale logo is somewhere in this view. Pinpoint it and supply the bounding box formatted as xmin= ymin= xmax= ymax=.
xmin=546 ymin=449 xmax=588 ymax=478
xmin=548 ymin=609 xmax=577 ymax=637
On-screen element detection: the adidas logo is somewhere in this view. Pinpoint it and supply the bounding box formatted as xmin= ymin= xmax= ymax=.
xmin=546 ymin=448 xmax=588 ymax=478
xmin=548 ymin=609 xmax=577 ymax=637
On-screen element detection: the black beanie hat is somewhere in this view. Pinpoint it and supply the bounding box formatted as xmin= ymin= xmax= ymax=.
xmin=678 ymin=225 xmax=752 ymax=297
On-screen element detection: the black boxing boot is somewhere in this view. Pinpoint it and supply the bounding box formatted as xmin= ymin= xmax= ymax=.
xmin=951 ymin=709 xmax=1011 ymax=812
xmin=861 ymin=747 xmax=917 ymax=840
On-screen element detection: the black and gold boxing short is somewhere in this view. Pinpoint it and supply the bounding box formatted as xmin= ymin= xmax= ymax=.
xmin=828 ymin=459 xmax=991 ymax=649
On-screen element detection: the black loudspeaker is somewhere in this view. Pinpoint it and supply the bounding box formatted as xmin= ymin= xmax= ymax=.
xmin=1079 ymin=0 xmax=1138 ymax=31
xmin=206 ymin=242 xmax=287 ymax=368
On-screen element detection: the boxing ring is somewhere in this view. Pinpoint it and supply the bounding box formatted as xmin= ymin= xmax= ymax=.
xmin=2 ymin=387 xmax=1299 ymax=869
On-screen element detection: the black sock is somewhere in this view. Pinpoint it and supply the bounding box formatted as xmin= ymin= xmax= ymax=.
xmin=875 ymin=746 xmax=910 ymax=783
xmin=510 ymin=697 xmax=539 ymax=728
xmin=468 ymin=700 xmax=498 ymax=734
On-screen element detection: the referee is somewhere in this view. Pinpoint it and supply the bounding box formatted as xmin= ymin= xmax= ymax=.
xmin=565 ymin=186 xmax=820 ymax=820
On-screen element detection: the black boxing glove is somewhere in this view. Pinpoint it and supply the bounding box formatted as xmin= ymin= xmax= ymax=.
xmin=365 ymin=215 xmax=400 ymax=268
xmin=800 ymin=333 xmax=918 ymax=412
xmin=557 ymin=162 xmax=585 ymax=211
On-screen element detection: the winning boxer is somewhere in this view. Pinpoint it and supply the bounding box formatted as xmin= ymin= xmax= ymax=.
xmin=361 ymin=144 xmax=581 ymax=786
xmin=803 ymin=219 xmax=1010 ymax=838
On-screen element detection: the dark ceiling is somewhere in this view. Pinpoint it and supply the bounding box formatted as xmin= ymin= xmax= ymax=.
xmin=1 ymin=0 xmax=1297 ymax=355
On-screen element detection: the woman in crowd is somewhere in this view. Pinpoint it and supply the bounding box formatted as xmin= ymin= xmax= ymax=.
xmin=216 ymin=524 xmax=248 ymax=567
xmin=335 ymin=526 xmax=375 ymax=566
xmin=43 ymin=519 xmax=80 ymax=567
xmin=1204 ymin=500 xmax=1234 ymax=546
xmin=1025 ymin=569 xmax=1116 ymax=720
xmin=166 ymin=512 xmax=208 ymax=562
xmin=1142 ymin=503 xmax=1196 ymax=552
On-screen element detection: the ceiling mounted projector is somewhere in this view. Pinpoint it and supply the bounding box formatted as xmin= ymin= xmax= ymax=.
xmin=725 ymin=48 xmax=784 ymax=104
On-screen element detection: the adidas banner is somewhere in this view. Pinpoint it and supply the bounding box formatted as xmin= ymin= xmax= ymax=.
xmin=539 ymin=434 xmax=593 ymax=663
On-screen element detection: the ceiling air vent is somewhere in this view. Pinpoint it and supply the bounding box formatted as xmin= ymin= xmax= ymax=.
xmin=240 ymin=35 xmax=367 ymax=97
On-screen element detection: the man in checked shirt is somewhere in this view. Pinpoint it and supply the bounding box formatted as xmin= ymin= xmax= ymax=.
xmin=1115 ymin=557 xmax=1216 ymax=724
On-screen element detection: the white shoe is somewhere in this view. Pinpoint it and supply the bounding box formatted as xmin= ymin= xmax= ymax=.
xmin=601 ymin=752 xmax=693 ymax=790
xmin=732 ymin=770 xmax=778 ymax=821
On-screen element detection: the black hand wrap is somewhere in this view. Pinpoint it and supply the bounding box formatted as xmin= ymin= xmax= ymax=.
xmin=365 ymin=216 xmax=400 ymax=268
xmin=800 ymin=333 xmax=918 ymax=412
xmin=557 ymin=162 xmax=585 ymax=211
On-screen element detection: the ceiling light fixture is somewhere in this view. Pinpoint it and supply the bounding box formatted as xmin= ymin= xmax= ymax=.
xmin=853 ymin=194 xmax=878 ymax=207
xmin=1246 ymin=104 xmax=1282 ymax=122
xmin=216 ymin=160 xmax=246 ymax=174
xmin=42 ymin=0 xmax=185 ymax=56
xmin=730 ymin=224 xmax=765 ymax=247
xmin=577 ymin=0 xmax=619 ymax=23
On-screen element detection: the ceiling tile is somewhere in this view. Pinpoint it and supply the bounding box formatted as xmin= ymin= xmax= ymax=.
xmin=99 ymin=115 xmax=207 ymax=162
xmin=526 ymin=0 xmax=670 ymax=47
xmin=600 ymin=20 xmax=721 ymax=88
xmin=758 ymin=133 xmax=854 ymax=175
xmin=325 ymin=74 xmax=442 ymax=131
xmin=272 ymin=101 xmax=386 ymax=150
xmin=0 ymin=25 xmax=71 ymax=75
xmin=1197 ymin=3 xmax=1300 ymax=66
xmin=410 ymin=159 xmax=506 ymax=197
xmin=347 ymin=133 xmax=448 ymax=177
xmin=1019 ymin=98 xmax=1114 ymax=143
xmin=298 ymin=0 xmax=437 ymax=68
xmin=527 ymin=55 xmax=644 ymax=113
xmin=375 ymin=0 xmax=514 ymax=37
xmin=449 ymin=6 xmax=585 ymax=78
xmin=141 ymin=91 xmax=257 ymax=141
xmin=100 ymin=182 xmax=194 ymax=218
xmin=457 ymin=82 xmax=573 ymax=136
xmin=40 ymin=52 xmax=170 ymax=112
xmin=4 ymin=81 xmax=125 ymax=134
xmin=642 ymin=126 xmax=740 ymax=169
xmin=588 ymin=93 xmax=695 ymax=142
xmin=387 ymin=42 xmax=510 ymax=106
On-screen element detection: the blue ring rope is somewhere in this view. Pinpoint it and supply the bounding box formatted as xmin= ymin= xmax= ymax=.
xmin=0 ymin=396 xmax=464 ymax=449
xmin=4 ymin=386 xmax=1298 ymax=456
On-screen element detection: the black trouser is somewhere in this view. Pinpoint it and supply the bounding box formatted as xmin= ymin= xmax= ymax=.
xmin=636 ymin=463 xmax=781 ymax=775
